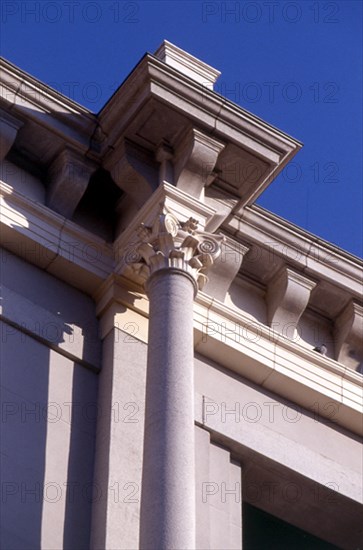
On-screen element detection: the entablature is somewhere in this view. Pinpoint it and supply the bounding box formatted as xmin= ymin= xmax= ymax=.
xmin=1 ymin=43 xmax=362 ymax=399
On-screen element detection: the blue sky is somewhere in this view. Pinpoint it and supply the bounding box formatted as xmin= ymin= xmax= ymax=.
xmin=1 ymin=0 xmax=362 ymax=257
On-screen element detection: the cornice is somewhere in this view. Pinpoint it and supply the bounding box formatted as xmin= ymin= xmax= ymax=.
xmin=0 ymin=57 xmax=93 ymax=116
xmin=226 ymin=204 xmax=363 ymax=297
xmin=251 ymin=204 xmax=363 ymax=265
xmin=0 ymin=57 xmax=97 ymax=156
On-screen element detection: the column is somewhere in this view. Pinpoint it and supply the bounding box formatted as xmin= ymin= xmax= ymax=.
xmin=128 ymin=209 xmax=223 ymax=549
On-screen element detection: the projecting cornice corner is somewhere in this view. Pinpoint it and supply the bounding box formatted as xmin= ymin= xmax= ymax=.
xmin=97 ymin=51 xmax=302 ymax=220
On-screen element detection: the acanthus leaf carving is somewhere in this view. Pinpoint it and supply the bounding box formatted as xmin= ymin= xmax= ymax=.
xmin=124 ymin=205 xmax=224 ymax=292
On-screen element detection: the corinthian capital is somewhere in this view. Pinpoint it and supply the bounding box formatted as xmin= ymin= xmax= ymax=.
xmin=124 ymin=207 xmax=224 ymax=292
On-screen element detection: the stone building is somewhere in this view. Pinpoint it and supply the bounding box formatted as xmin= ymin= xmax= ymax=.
xmin=0 ymin=41 xmax=362 ymax=549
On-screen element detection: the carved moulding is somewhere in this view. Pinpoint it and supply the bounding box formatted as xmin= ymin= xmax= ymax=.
xmin=123 ymin=206 xmax=225 ymax=293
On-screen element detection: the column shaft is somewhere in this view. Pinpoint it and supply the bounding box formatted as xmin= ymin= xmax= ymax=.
xmin=139 ymin=268 xmax=196 ymax=549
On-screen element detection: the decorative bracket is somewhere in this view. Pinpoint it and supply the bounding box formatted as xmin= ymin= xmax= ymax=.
xmin=334 ymin=301 xmax=363 ymax=371
xmin=108 ymin=140 xmax=159 ymax=207
xmin=47 ymin=148 xmax=96 ymax=217
xmin=0 ymin=110 xmax=23 ymax=161
xmin=267 ymin=267 xmax=316 ymax=338
xmin=202 ymin=237 xmax=249 ymax=301
xmin=156 ymin=140 xmax=174 ymax=185
xmin=173 ymin=128 xmax=225 ymax=199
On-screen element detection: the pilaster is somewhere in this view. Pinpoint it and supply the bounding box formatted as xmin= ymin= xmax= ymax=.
xmin=91 ymin=278 xmax=148 ymax=550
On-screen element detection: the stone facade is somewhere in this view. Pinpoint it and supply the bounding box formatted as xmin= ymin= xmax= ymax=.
xmin=0 ymin=41 xmax=362 ymax=549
